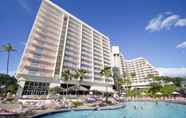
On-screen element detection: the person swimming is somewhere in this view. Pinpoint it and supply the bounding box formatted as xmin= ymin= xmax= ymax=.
xmin=134 ymin=106 xmax=137 ymax=110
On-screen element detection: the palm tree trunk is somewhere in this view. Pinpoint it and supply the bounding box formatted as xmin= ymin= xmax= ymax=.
xmin=76 ymin=81 xmax=80 ymax=96
xmin=105 ymin=77 xmax=109 ymax=103
xmin=6 ymin=51 xmax=10 ymax=74
xmin=76 ymin=85 xmax=78 ymax=96
xmin=66 ymin=82 xmax=68 ymax=96
xmin=106 ymin=84 xmax=108 ymax=103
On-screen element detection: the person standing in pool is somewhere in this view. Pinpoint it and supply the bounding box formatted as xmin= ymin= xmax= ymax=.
xmin=134 ymin=106 xmax=137 ymax=110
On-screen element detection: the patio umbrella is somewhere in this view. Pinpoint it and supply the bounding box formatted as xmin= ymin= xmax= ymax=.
xmin=121 ymin=92 xmax=126 ymax=95
xmin=89 ymin=91 xmax=93 ymax=95
xmin=171 ymin=91 xmax=180 ymax=95
xmin=155 ymin=92 xmax=162 ymax=95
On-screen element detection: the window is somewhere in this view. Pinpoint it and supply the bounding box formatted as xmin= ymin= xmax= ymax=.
xmin=35 ymin=47 xmax=44 ymax=54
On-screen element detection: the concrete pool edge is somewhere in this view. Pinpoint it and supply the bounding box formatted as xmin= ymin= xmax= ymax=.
xmin=126 ymin=99 xmax=186 ymax=105
xmin=32 ymin=103 xmax=126 ymax=118
xmin=32 ymin=100 xmax=186 ymax=118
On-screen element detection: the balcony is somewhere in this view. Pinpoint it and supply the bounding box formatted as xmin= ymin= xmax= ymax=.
xmin=37 ymin=18 xmax=59 ymax=31
xmin=35 ymin=29 xmax=59 ymax=42
xmin=23 ymin=55 xmax=55 ymax=65
xmin=28 ymin=50 xmax=55 ymax=60
xmin=33 ymin=36 xmax=58 ymax=47
xmin=42 ymin=2 xmax=61 ymax=14
xmin=82 ymin=37 xmax=92 ymax=44
xmin=81 ymin=44 xmax=92 ymax=51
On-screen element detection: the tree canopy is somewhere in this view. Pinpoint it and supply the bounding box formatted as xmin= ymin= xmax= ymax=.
xmin=0 ymin=74 xmax=18 ymax=96
xmin=153 ymin=76 xmax=184 ymax=87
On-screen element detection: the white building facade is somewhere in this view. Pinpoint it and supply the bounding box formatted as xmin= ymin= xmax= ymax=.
xmin=112 ymin=46 xmax=159 ymax=89
xmin=16 ymin=0 xmax=113 ymax=96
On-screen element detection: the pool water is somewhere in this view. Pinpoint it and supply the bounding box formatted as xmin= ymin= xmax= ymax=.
xmin=38 ymin=102 xmax=186 ymax=118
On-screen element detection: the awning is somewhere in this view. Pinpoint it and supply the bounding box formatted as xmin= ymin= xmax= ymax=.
xmin=90 ymin=85 xmax=114 ymax=93
xmin=66 ymin=85 xmax=88 ymax=91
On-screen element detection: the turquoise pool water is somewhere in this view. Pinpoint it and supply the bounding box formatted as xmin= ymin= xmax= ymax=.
xmin=38 ymin=102 xmax=186 ymax=118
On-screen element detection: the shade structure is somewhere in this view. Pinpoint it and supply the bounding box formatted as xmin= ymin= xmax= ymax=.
xmin=155 ymin=92 xmax=162 ymax=95
xmin=171 ymin=91 xmax=180 ymax=95
xmin=66 ymin=85 xmax=88 ymax=91
xmin=90 ymin=85 xmax=114 ymax=93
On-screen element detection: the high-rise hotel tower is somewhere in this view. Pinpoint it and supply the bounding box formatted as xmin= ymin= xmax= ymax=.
xmin=16 ymin=0 xmax=113 ymax=96
xmin=112 ymin=46 xmax=159 ymax=89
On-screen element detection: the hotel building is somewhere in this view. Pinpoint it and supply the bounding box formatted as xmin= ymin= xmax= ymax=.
xmin=112 ymin=46 xmax=159 ymax=89
xmin=16 ymin=0 xmax=113 ymax=96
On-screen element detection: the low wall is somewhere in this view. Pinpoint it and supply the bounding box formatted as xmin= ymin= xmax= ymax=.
xmin=18 ymin=99 xmax=53 ymax=104
xmin=32 ymin=103 xmax=126 ymax=118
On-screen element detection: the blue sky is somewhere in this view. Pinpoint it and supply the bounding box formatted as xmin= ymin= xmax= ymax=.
xmin=0 ymin=0 xmax=186 ymax=77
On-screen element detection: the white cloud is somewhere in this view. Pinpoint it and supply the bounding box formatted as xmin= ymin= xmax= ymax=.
xmin=17 ymin=0 xmax=32 ymax=14
xmin=175 ymin=19 xmax=186 ymax=27
xmin=164 ymin=11 xmax=172 ymax=15
xmin=157 ymin=67 xmax=186 ymax=78
xmin=146 ymin=12 xmax=186 ymax=32
xmin=145 ymin=15 xmax=163 ymax=32
xmin=176 ymin=41 xmax=186 ymax=48
xmin=161 ymin=15 xmax=179 ymax=30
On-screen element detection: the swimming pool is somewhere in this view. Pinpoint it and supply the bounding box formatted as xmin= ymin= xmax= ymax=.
xmin=36 ymin=102 xmax=186 ymax=118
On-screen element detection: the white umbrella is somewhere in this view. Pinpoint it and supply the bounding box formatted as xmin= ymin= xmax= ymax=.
xmin=121 ymin=92 xmax=126 ymax=95
xmin=156 ymin=92 xmax=162 ymax=95
xmin=171 ymin=91 xmax=180 ymax=95
xmin=89 ymin=91 xmax=93 ymax=95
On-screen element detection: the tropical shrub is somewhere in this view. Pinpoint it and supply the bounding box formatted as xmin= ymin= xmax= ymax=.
xmin=160 ymin=84 xmax=176 ymax=97
xmin=72 ymin=101 xmax=83 ymax=107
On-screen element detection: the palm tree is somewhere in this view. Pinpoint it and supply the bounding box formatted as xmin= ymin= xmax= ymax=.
xmin=62 ymin=69 xmax=72 ymax=96
xmin=112 ymin=67 xmax=121 ymax=91
xmin=122 ymin=72 xmax=132 ymax=90
xmin=74 ymin=69 xmax=87 ymax=96
xmin=0 ymin=43 xmax=16 ymax=74
xmin=116 ymin=78 xmax=125 ymax=95
xmin=123 ymin=77 xmax=131 ymax=91
xmin=100 ymin=66 xmax=112 ymax=102
xmin=149 ymin=82 xmax=161 ymax=97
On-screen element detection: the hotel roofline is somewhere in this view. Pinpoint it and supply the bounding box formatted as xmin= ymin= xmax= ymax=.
xmin=46 ymin=0 xmax=110 ymax=40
